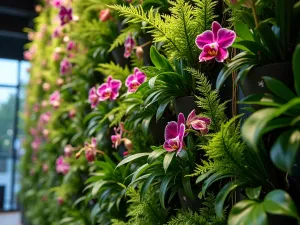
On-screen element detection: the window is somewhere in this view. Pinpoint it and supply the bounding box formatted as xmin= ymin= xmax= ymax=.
xmin=0 ymin=58 xmax=29 ymax=211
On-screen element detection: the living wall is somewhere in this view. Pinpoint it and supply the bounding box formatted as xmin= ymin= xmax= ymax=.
xmin=21 ymin=0 xmax=300 ymax=224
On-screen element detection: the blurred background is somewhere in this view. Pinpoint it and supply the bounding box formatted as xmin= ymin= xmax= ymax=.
xmin=0 ymin=0 xmax=35 ymax=219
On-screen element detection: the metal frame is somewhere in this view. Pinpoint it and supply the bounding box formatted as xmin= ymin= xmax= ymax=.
xmin=0 ymin=59 xmax=22 ymax=212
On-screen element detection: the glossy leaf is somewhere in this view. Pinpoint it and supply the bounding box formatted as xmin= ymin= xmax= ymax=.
xmin=263 ymin=76 xmax=296 ymax=101
xmin=263 ymin=190 xmax=299 ymax=220
xmin=116 ymin=153 xmax=150 ymax=168
xmin=140 ymin=174 xmax=157 ymax=200
xmin=163 ymin=152 xmax=175 ymax=173
xmin=246 ymin=186 xmax=262 ymax=200
xmin=235 ymin=21 xmax=254 ymax=41
xmin=228 ymin=200 xmax=267 ymax=225
xmin=270 ymin=129 xmax=300 ymax=172
xmin=216 ymin=180 xmax=245 ymax=217
xmin=150 ymin=46 xmax=173 ymax=71
xmin=156 ymin=98 xmax=172 ymax=121
xmin=182 ymin=167 xmax=194 ymax=200
xmin=148 ymin=148 xmax=166 ymax=164
xmin=159 ymin=174 xmax=174 ymax=208
xmin=293 ymin=45 xmax=300 ymax=96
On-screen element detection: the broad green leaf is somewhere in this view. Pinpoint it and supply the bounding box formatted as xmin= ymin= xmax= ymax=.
xmin=242 ymin=98 xmax=300 ymax=149
xmin=261 ymin=117 xmax=291 ymax=134
xmin=276 ymin=0 xmax=293 ymax=56
xmin=216 ymin=180 xmax=245 ymax=217
xmin=270 ymin=129 xmax=300 ymax=172
xmin=116 ymin=153 xmax=150 ymax=168
xmin=150 ymin=46 xmax=173 ymax=71
xmin=148 ymin=76 xmax=157 ymax=89
xmin=140 ymin=174 xmax=157 ymax=200
xmin=263 ymin=190 xmax=299 ymax=220
xmin=263 ymin=76 xmax=296 ymax=101
xmin=142 ymin=115 xmax=152 ymax=135
xmin=235 ymin=21 xmax=254 ymax=41
xmin=229 ymin=200 xmax=267 ymax=225
xmin=90 ymin=204 xmax=100 ymax=225
xmin=92 ymin=180 xmax=112 ymax=196
xmin=159 ymin=174 xmax=174 ymax=208
xmin=257 ymin=22 xmax=283 ymax=61
xmin=163 ymin=152 xmax=176 ymax=173
xmin=293 ymin=45 xmax=300 ymax=96
xmin=131 ymin=162 xmax=161 ymax=184
xmin=246 ymin=186 xmax=262 ymax=200
xmin=196 ymin=169 xmax=215 ymax=184
xmin=148 ymin=148 xmax=166 ymax=164
xmin=241 ymin=11 xmax=256 ymax=29
xmin=202 ymin=172 xmax=232 ymax=195
xmin=182 ymin=167 xmax=194 ymax=200
xmin=156 ymin=98 xmax=172 ymax=121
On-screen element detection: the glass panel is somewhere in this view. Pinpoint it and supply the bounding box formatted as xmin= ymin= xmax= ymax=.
xmin=20 ymin=61 xmax=30 ymax=86
xmin=0 ymin=157 xmax=13 ymax=210
xmin=0 ymin=88 xmax=16 ymax=156
xmin=0 ymin=59 xmax=18 ymax=86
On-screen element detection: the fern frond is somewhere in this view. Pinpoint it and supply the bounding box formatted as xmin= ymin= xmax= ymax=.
xmin=193 ymin=0 xmax=218 ymax=32
xmin=187 ymin=68 xmax=227 ymax=131
xmin=189 ymin=160 xmax=215 ymax=177
xmin=109 ymin=24 xmax=140 ymax=52
xmin=96 ymin=62 xmax=130 ymax=81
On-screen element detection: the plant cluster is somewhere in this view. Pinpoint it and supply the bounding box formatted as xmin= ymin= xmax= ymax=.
xmin=21 ymin=0 xmax=300 ymax=225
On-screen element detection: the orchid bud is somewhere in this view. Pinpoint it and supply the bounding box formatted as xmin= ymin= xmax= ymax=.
xmin=135 ymin=46 xmax=144 ymax=60
xmin=68 ymin=109 xmax=76 ymax=118
xmin=56 ymin=78 xmax=64 ymax=86
xmin=57 ymin=197 xmax=64 ymax=205
xmin=85 ymin=150 xmax=95 ymax=162
xmin=42 ymin=83 xmax=51 ymax=91
xmin=41 ymin=100 xmax=48 ymax=108
xmin=123 ymin=138 xmax=133 ymax=151
xmin=123 ymin=151 xmax=129 ymax=156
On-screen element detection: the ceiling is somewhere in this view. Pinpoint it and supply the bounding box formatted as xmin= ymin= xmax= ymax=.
xmin=0 ymin=0 xmax=36 ymax=60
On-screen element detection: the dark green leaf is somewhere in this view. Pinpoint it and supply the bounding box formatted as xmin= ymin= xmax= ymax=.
xmin=293 ymin=45 xmax=300 ymax=96
xmin=246 ymin=186 xmax=262 ymax=200
xmin=235 ymin=21 xmax=254 ymax=41
xmin=270 ymin=129 xmax=300 ymax=172
xmin=150 ymin=46 xmax=173 ymax=71
xmin=182 ymin=167 xmax=194 ymax=200
xmin=156 ymin=98 xmax=172 ymax=121
xmin=263 ymin=76 xmax=296 ymax=101
xmin=116 ymin=153 xmax=150 ymax=168
xmin=148 ymin=148 xmax=166 ymax=164
xmin=140 ymin=174 xmax=157 ymax=200
xmin=163 ymin=152 xmax=176 ymax=173
xmin=264 ymin=190 xmax=299 ymax=220
xmin=159 ymin=174 xmax=174 ymax=208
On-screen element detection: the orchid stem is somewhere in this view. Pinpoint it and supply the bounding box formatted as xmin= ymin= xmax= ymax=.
xmin=138 ymin=41 xmax=152 ymax=49
xmin=251 ymin=2 xmax=259 ymax=28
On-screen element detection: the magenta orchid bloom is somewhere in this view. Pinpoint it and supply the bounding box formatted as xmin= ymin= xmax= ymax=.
xmin=40 ymin=112 xmax=51 ymax=124
xmin=51 ymin=0 xmax=62 ymax=8
xmin=59 ymin=6 xmax=73 ymax=26
xmin=60 ymin=58 xmax=72 ymax=75
xmin=99 ymin=9 xmax=111 ymax=22
xmin=89 ymin=87 xmax=100 ymax=108
xmin=76 ymin=137 xmax=103 ymax=162
xmin=97 ymin=76 xmax=122 ymax=101
xmin=186 ymin=110 xmax=211 ymax=135
xmin=67 ymin=41 xmax=75 ymax=51
xmin=163 ymin=113 xmax=186 ymax=155
xmin=56 ymin=156 xmax=70 ymax=175
xmin=125 ymin=67 xmax=147 ymax=93
xmin=195 ymin=21 xmax=236 ymax=62
xmin=111 ymin=123 xmax=124 ymax=149
xmin=124 ymin=34 xmax=135 ymax=58
xmin=50 ymin=91 xmax=60 ymax=108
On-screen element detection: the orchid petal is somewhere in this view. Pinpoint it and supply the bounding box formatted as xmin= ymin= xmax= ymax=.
xmin=177 ymin=113 xmax=185 ymax=127
xmin=163 ymin=142 xmax=176 ymax=152
xmin=186 ymin=109 xmax=197 ymax=126
xmin=212 ymin=21 xmax=222 ymax=41
xmin=97 ymin=83 xmax=108 ymax=95
xmin=91 ymin=137 xmax=97 ymax=147
xmin=178 ymin=123 xmax=185 ymax=142
xmin=164 ymin=121 xmax=178 ymax=140
xmin=125 ymin=74 xmax=135 ymax=87
xmin=110 ymin=79 xmax=122 ymax=93
xmin=217 ymin=28 xmax=236 ymax=48
xmin=199 ymin=50 xmax=216 ymax=62
xmin=195 ymin=31 xmax=214 ymax=50
xmin=215 ymin=48 xmax=229 ymax=62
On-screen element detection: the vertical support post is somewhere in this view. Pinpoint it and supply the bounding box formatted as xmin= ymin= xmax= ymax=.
xmin=10 ymin=60 xmax=20 ymax=210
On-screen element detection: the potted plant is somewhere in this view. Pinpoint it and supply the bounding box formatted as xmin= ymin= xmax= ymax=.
xmin=216 ymin=0 xmax=300 ymax=97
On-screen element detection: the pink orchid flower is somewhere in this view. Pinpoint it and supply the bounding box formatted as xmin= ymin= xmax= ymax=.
xmin=125 ymin=67 xmax=147 ymax=93
xmin=124 ymin=34 xmax=135 ymax=58
xmin=76 ymin=137 xmax=104 ymax=162
xmin=186 ymin=110 xmax=211 ymax=135
xmin=50 ymin=91 xmax=60 ymax=108
xmin=52 ymin=26 xmax=62 ymax=38
xmin=56 ymin=156 xmax=70 ymax=175
xmin=97 ymin=76 xmax=122 ymax=101
xmin=64 ymin=144 xmax=73 ymax=157
xmin=99 ymin=9 xmax=111 ymax=22
xmin=89 ymin=87 xmax=100 ymax=108
xmin=51 ymin=0 xmax=62 ymax=8
xmin=60 ymin=58 xmax=72 ymax=75
xmin=31 ymin=138 xmax=42 ymax=152
xmin=163 ymin=113 xmax=186 ymax=155
xmin=195 ymin=21 xmax=236 ymax=62
xmin=40 ymin=112 xmax=51 ymax=124
xmin=67 ymin=41 xmax=75 ymax=51
xmin=111 ymin=123 xmax=124 ymax=149
xmin=59 ymin=6 xmax=73 ymax=26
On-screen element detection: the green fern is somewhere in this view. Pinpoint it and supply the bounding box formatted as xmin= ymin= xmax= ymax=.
xmin=188 ymin=68 xmax=227 ymax=131
xmin=96 ymin=62 xmax=131 ymax=81
xmin=188 ymin=159 xmax=214 ymax=177
xmin=109 ymin=24 xmax=141 ymax=52
xmin=109 ymin=0 xmax=217 ymax=63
